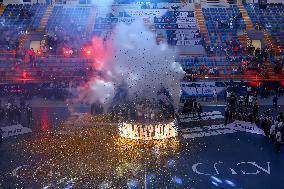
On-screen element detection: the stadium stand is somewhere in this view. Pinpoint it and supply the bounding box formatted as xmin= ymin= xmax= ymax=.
xmin=245 ymin=3 xmax=284 ymax=47
xmin=0 ymin=4 xmax=47 ymax=50
xmin=202 ymin=5 xmax=246 ymax=47
xmin=0 ymin=1 xmax=282 ymax=84
xmin=43 ymin=5 xmax=92 ymax=54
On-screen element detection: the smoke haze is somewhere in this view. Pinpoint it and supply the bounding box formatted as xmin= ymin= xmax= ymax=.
xmin=75 ymin=18 xmax=185 ymax=110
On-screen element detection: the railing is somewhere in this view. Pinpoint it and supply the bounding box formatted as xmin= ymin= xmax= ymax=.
xmin=0 ymin=50 xmax=17 ymax=57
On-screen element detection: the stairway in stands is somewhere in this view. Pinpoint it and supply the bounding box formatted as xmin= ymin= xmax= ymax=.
xmin=86 ymin=6 xmax=97 ymax=35
xmin=194 ymin=4 xmax=210 ymax=45
xmin=237 ymin=1 xmax=274 ymax=49
xmin=263 ymin=30 xmax=274 ymax=49
xmin=18 ymin=33 xmax=29 ymax=51
xmin=237 ymin=1 xmax=254 ymax=30
xmin=236 ymin=0 xmax=252 ymax=47
xmin=36 ymin=5 xmax=54 ymax=32
xmin=0 ymin=5 xmax=6 ymax=16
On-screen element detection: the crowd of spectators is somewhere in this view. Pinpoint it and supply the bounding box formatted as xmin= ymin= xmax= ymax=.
xmin=0 ymin=2 xmax=283 ymax=85
xmin=245 ymin=3 xmax=284 ymax=47
xmin=0 ymin=81 xmax=86 ymax=101
xmin=0 ymin=98 xmax=32 ymax=127
xmin=264 ymin=112 xmax=284 ymax=152
xmin=182 ymin=97 xmax=203 ymax=119
xmin=42 ymin=25 xmax=90 ymax=55
xmin=184 ymin=44 xmax=283 ymax=80
xmin=224 ymin=88 xmax=260 ymax=125
xmin=221 ymin=83 xmax=284 ymax=152
xmin=0 ymin=4 xmax=47 ymax=51
xmin=0 ymin=18 xmax=25 ymax=51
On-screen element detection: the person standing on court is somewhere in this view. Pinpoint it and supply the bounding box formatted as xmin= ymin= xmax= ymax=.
xmin=197 ymin=103 xmax=202 ymax=120
xmin=26 ymin=104 xmax=32 ymax=126
xmin=224 ymin=106 xmax=230 ymax=125
xmin=273 ymin=95 xmax=278 ymax=111
xmin=276 ymin=128 xmax=282 ymax=153
xmin=270 ymin=121 xmax=277 ymax=143
xmin=213 ymin=88 xmax=217 ymax=103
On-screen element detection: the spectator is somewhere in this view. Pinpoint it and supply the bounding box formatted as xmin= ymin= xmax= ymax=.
xmin=276 ymin=128 xmax=282 ymax=153
xmin=197 ymin=103 xmax=202 ymax=120
xmin=26 ymin=104 xmax=32 ymax=126
xmin=270 ymin=121 xmax=277 ymax=143
xmin=273 ymin=95 xmax=278 ymax=111
xmin=248 ymin=95 xmax=254 ymax=107
xmin=213 ymin=88 xmax=217 ymax=103
xmin=253 ymin=101 xmax=259 ymax=117
xmin=226 ymin=91 xmax=231 ymax=103
xmin=224 ymin=106 xmax=230 ymax=125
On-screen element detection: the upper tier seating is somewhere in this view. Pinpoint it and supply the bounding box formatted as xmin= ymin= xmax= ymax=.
xmin=46 ymin=6 xmax=91 ymax=34
xmin=0 ymin=4 xmax=47 ymax=50
xmin=245 ymin=3 xmax=284 ymax=46
xmin=44 ymin=6 xmax=91 ymax=54
xmin=202 ymin=5 xmax=246 ymax=47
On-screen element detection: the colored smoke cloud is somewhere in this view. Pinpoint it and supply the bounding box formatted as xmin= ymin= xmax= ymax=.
xmin=110 ymin=20 xmax=185 ymax=107
xmin=75 ymin=18 xmax=185 ymax=110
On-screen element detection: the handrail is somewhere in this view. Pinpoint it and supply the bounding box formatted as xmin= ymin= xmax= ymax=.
xmin=0 ymin=50 xmax=16 ymax=55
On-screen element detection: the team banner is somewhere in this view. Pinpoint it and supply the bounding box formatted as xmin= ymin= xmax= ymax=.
xmin=155 ymin=23 xmax=197 ymax=29
xmin=171 ymin=11 xmax=195 ymax=17
xmin=179 ymin=111 xmax=224 ymax=122
xmin=154 ymin=17 xmax=196 ymax=24
xmin=168 ymin=32 xmax=201 ymax=40
xmin=177 ymin=23 xmax=197 ymax=29
xmin=176 ymin=17 xmax=196 ymax=23
xmin=96 ymin=17 xmax=136 ymax=24
xmin=1 ymin=124 xmax=32 ymax=138
xmin=125 ymin=9 xmax=168 ymax=17
xmin=168 ymin=29 xmax=199 ymax=35
xmin=175 ymin=39 xmax=201 ymax=46
xmin=181 ymin=82 xmax=225 ymax=97
xmin=181 ymin=121 xmax=265 ymax=139
xmin=94 ymin=24 xmax=114 ymax=30
xmin=118 ymin=17 xmax=136 ymax=24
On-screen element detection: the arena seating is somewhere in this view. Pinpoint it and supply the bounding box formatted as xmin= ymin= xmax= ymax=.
xmin=202 ymin=5 xmax=246 ymax=47
xmin=178 ymin=56 xmax=236 ymax=78
xmin=45 ymin=6 xmax=91 ymax=34
xmin=0 ymin=2 xmax=283 ymax=84
xmin=177 ymin=54 xmax=284 ymax=81
xmin=0 ymin=4 xmax=47 ymax=50
xmin=31 ymin=4 xmax=48 ymax=30
xmin=0 ymin=57 xmax=94 ymax=83
xmin=245 ymin=3 xmax=284 ymax=46
xmin=43 ymin=6 xmax=92 ymax=54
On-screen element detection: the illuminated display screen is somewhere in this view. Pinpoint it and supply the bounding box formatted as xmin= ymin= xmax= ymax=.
xmin=119 ymin=120 xmax=178 ymax=140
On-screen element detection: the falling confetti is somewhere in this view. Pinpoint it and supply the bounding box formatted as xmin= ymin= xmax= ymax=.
xmin=14 ymin=114 xmax=180 ymax=188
